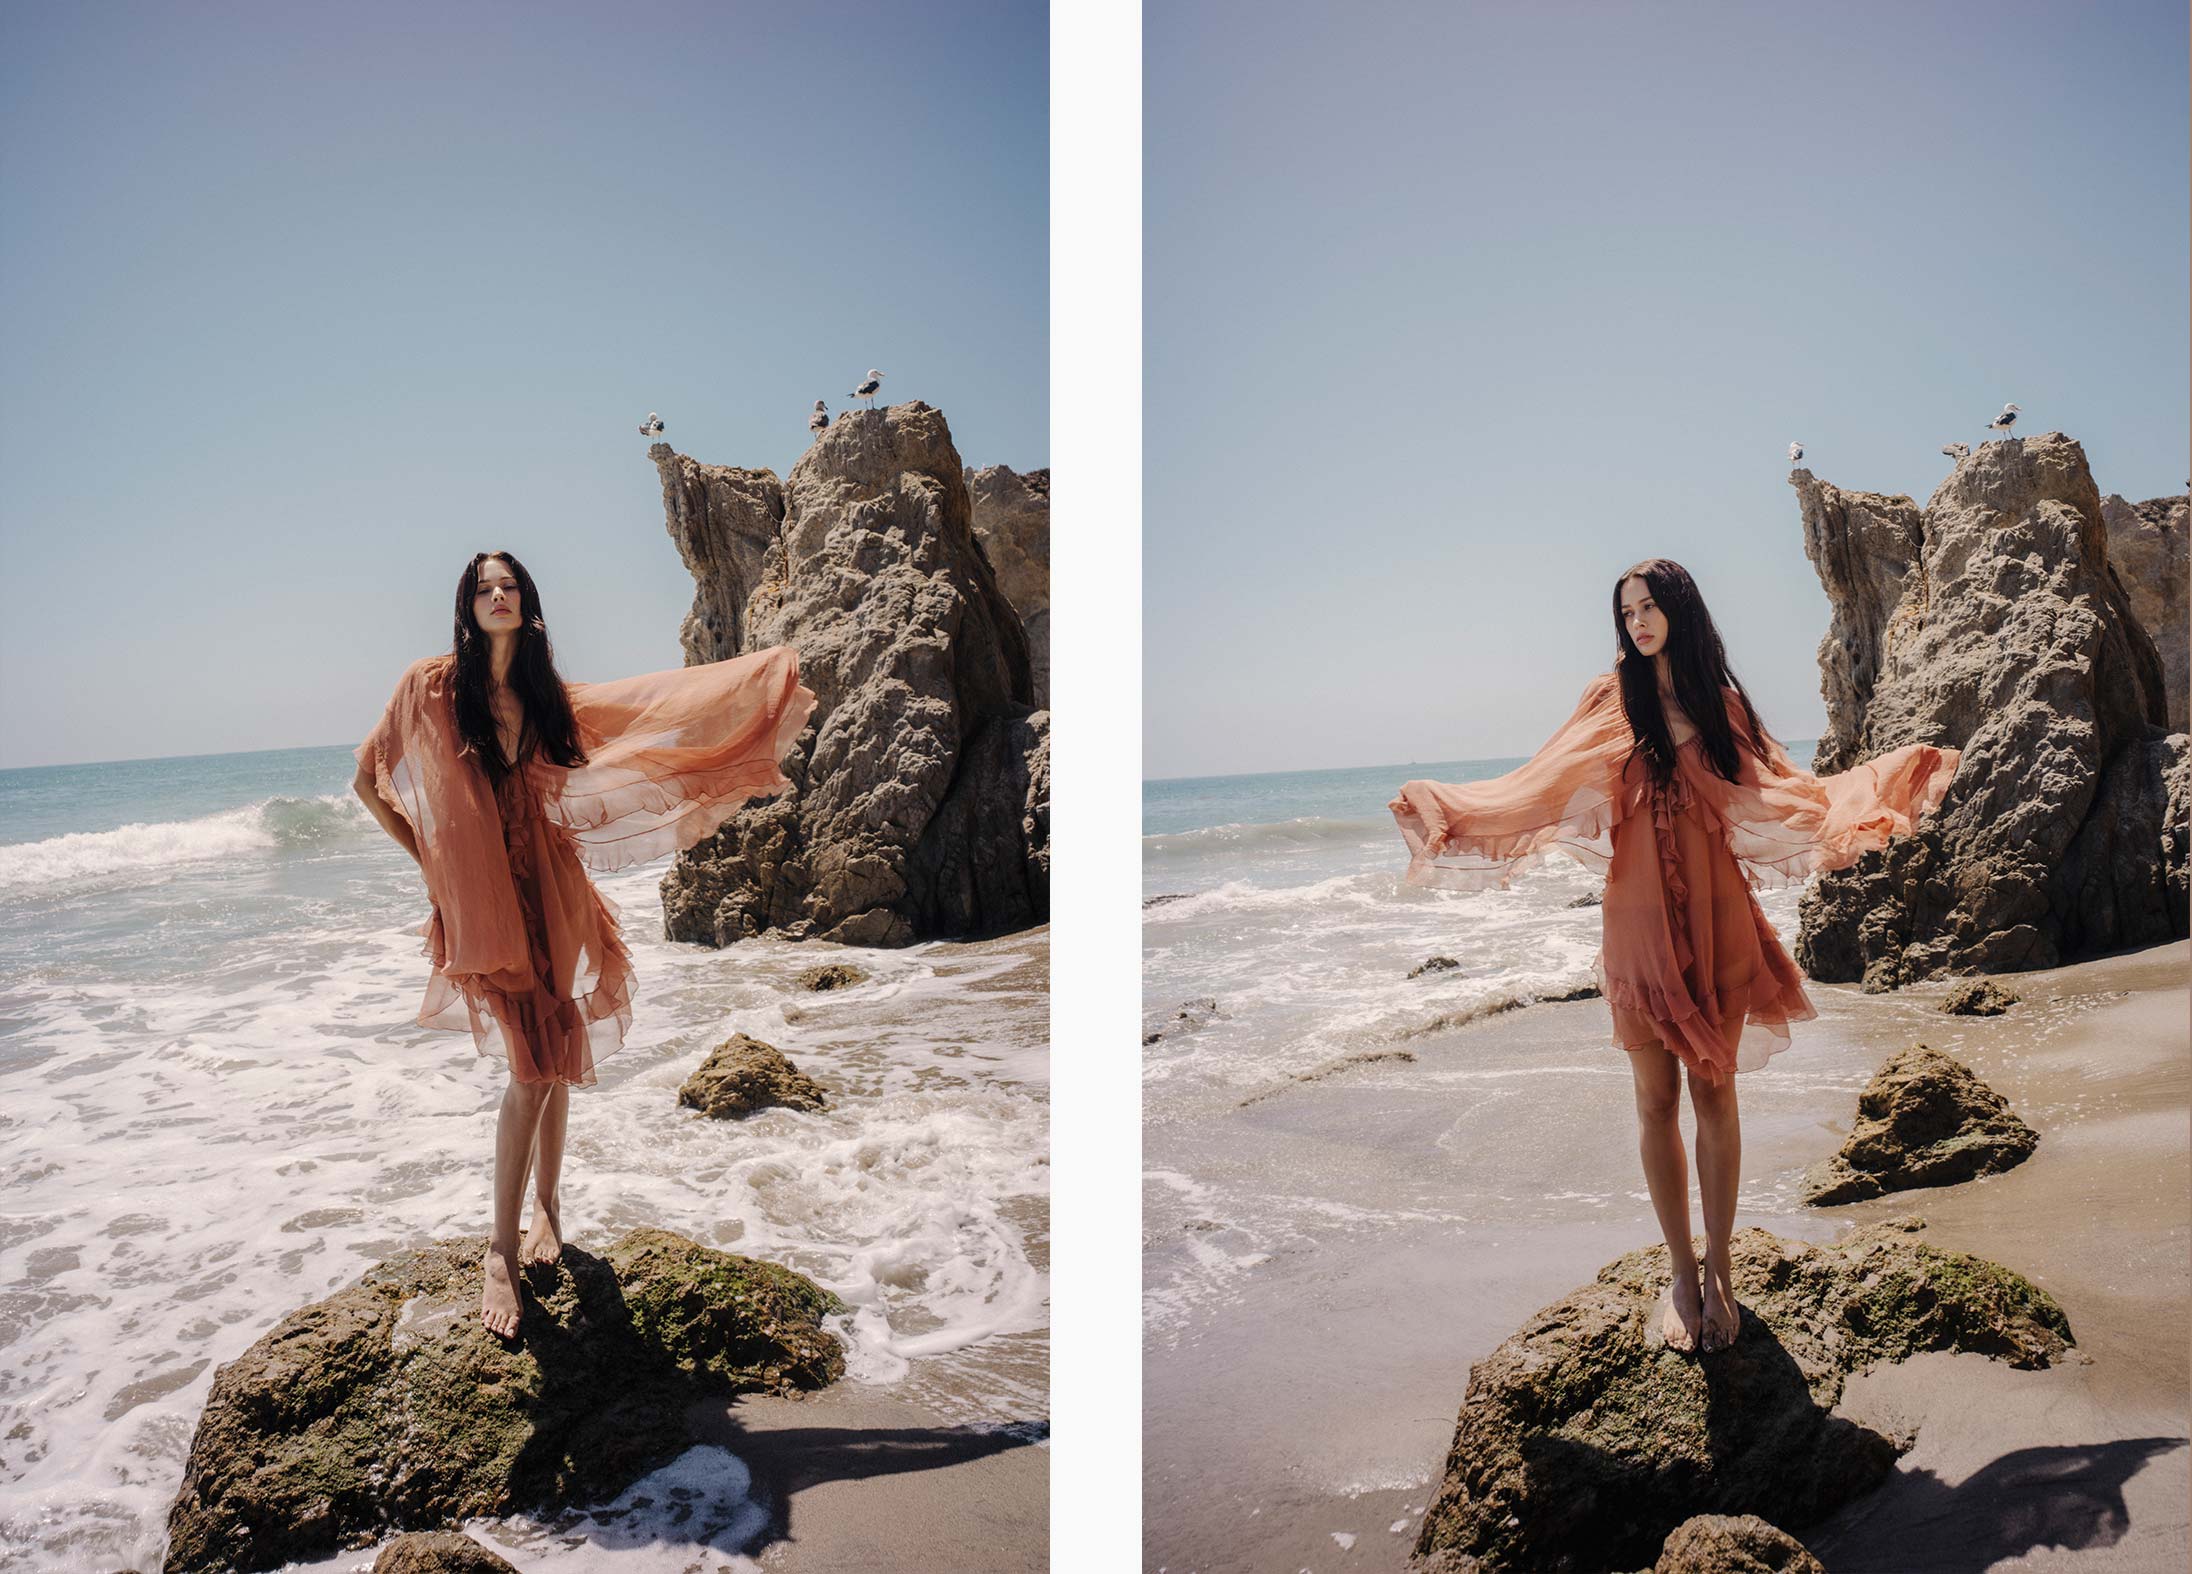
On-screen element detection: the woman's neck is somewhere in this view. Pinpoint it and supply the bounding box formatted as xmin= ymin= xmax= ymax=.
xmin=486 ymin=633 xmax=519 ymax=689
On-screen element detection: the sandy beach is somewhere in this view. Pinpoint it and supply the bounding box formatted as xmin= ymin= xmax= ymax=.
xmin=1144 ymin=939 xmax=2189 ymax=1573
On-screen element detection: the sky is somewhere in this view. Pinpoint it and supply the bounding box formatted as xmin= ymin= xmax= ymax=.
xmin=1144 ymin=0 xmax=2189 ymax=782
xmin=0 ymin=1 xmax=1047 ymax=770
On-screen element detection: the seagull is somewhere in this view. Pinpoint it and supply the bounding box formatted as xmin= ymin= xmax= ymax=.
xmin=1941 ymin=441 xmax=1971 ymax=462
xmin=1788 ymin=441 xmax=1804 ymax=465
xmin=809 ymin=400 xmax=830 ymax=436
xmin=1986 ymin=403 xmax=2020 ymax=440
xmin=849 ymin=369 xmax=883 ymax=411
xmin=640 ymin=411 xmax=665 ymax=438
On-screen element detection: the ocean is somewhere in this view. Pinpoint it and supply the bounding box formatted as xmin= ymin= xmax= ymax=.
xmin=0 ymin=745 xmax=1048 ymax=1573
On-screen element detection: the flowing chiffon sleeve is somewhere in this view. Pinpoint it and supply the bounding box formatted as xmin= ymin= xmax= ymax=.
xmin=1388 ymin=673 xmax=1633 ymax=890
xmin=1698 ymin=695 xmax=1960 ymax=890
xmin=545 ymin=643 xmax=819 ymax=875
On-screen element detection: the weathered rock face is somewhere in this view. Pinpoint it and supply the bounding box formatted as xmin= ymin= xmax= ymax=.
xmin=372 ymin=1531 xmax=520 ymax=1573
xmin=651 ymin=403 xmax=1048 ymax=946
xmin=796 ymin=962 xmax=868 ymax=992
xmin=967 ymin=464 xmax=1051 ymax=709
xmin=1791 ymin=434 xmax=2186 ymax=984
xmin=2101 ymin=492 xmax=2188 ymax=732
xmin=1940 ymin=978 xmax=2018 ymax=1015
xmin=162 ymin=1229 xmax=843 ymax=1574
xmin=1800 ymin=1044 xmax=2038 ymax=1205
xmin=1410 ymin=1218 xmax=2072 ymax=1573
xmin=676 ymin=1032 xmax=829 ymax=1118
xmin=1652 ymin=1514 xmax=1825 ymax=1574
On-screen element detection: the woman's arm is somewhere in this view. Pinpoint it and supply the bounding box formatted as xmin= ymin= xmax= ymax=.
xmin=353 ymin=764 xmax=423 ymax=865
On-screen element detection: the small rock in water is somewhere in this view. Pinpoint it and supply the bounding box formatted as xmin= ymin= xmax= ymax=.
xmin=795 ymin=962 xmax=868 ymax=992
xmin=1330 ymin=1530 xmax=1357 ymax=1550
xmin=1409 ymin=955 xmax=1462 ymax=978
xmin=1801 ymin=1043 xmax=2038 ymax=1205
xmin=1566 ymin=890 xmax=1604 ymax=908
xmin=1940 ymin=978 xmax=2019 ymax=1015
xmin=1652 ymin=1513 xmax=1825 ymax=1573
xmin=678 ymin=1033 xmax=830 ymax=1118
xmin=373 ymin=1531 xmax=521 ymax=1572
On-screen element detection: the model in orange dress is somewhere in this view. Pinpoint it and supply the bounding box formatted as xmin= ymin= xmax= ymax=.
xmin=1388 ymin=558 xmax=1958 ymax=1355
xmin=351 ymin=550 xmax=815 ymax=1339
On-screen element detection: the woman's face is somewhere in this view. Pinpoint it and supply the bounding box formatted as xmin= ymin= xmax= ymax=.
xmin=473 ymin=558 xmax=521 ymax=635
xmin=1620 ymin=575 xmax=1669 ymax=657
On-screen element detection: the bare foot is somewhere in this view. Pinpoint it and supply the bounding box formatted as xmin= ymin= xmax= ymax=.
xmin=521 ymin=1192 xmax=563 ymax=1266
xmin=1700 ymin=1260 xmax=1740 ymax=1352
xmin=1660 ymin=1268 xmax=1703 ymax=1352
xmin=481 ymin=1244 xmax=523 ymax=1338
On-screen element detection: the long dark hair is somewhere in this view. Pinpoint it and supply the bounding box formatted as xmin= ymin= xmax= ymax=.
xmin=449 ymin=550 xmax=587 ymax=781
xmin=1610 ymin=558 xmax=1771 ymax=787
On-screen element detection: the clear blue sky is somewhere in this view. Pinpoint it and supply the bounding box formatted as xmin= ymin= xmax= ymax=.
xmin=1145 ymin=0 xmax=2188 ymax=781
xmin=0 ymin=1 xmax=1046 ymax=769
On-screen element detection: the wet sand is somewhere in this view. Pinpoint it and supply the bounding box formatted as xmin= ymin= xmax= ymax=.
xmin=1143 ymin=941 xmax=2189 ymax=1573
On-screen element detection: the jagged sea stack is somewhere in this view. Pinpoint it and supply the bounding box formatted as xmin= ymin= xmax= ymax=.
xmin=967 ymin=463 xmax=1051 ymax=709
xmin=2100 ymin=490 xmax=2188 ymax=731
xmin=649 ymin=403 xmax=1048 ymax=946
xmin=1790 ymin=432 xmax=2188 ymax=984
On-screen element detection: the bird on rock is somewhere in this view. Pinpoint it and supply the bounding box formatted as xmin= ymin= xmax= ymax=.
xmin=1788 ymin=441 xmax=1804 ymax=465
xmin=850 ymin=369 xmax=883 ymax=411
xmin=640 ymin=411 xmax=665 ymax=438
xmin=809 ymin=400 xmax=830 ymax=436
xmin=1986 ymin=403 xmax=2020 ymax=441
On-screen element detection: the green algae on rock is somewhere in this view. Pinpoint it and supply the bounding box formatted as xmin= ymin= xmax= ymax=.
xmin=1801 ymin=1044 xmax=2038 ymax=1206
xmin=1411 ymin=1219 xmax=2072 ymax=1573
xmin=676 ymin=1032 xmax=830 ymax=1118
xmin=161 ymin=1230 xmax=843 ymax=1574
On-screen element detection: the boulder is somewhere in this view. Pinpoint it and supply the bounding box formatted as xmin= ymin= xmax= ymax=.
xmin=650 ymin=403 xmax=1047 ymax=946
xmin=1801 ymin=1045 xmax=2037 ymax=1205
xmin=2100 ymin=491 xmax=2188 ymax=731
xmin=1410 ymin=955 xmax=1462 ymax=978
xmin=795 ymin=962 xmax=868 ymax=992
xmin=372 ymin=1532 xmax=520 ymax=1572
xmin=1651 ymin=1514 xmax=1825 ymax=1574
xmin=677 ymin=1033 xmax=828 ymax=1118
xmin=162 ymin=1229 xmax=843 ymax=1574
xmin=1790 ymin=434 xmax=2186 ymax=984
xmin=1410 ymin=1218 xmax=2072 ymax=1572
xmin=967 ymin=463 xmax=1051 ymax=709
xmin=1940 ymin=979 xmax=2018 ymax=1015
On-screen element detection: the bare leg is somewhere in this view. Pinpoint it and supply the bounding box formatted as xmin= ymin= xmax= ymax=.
xmin=523 ymin=1081 xmax=570 ymax=1265
xmin=1627 ymin=1042 xmax=1701 ymax=1351
xmin=484 ymin=1075 xmax=552 ymax=1337
xmin=1688 ymin=1066 xmax=1743 ymax=1351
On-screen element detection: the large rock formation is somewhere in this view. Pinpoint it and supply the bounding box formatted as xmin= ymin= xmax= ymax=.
xmin=650 ymin=402 xmax=1048 ymax=946
xmin=2100 ymin=491 xmax=2187 ymax=731
xmin=1800 ymin=1044 xmax=2037 ymax=1205
xmin=1790 ymin=434 xmax=2187 ymax=984
xmin=1411 ymin=1218 xmax=2073 ymax=1573
xmin=162 ymin=1229 xmax=843 ymax=1574
xmin=967 ymin=464 xmax=1051 ymax=709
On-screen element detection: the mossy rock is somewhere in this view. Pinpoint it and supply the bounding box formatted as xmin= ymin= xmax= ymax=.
xmin=162 ymin=1230 xmax=844 ymax=1573
xmin=1651 ymin=1513 xmax=1824 ymax=1572
xmin=677 ymin=1032 xmax=829 ymax=1118
xmin=1940 ymin=979 xmax=2019 ymax=1015
xmin=1412 ymin=1218 xmax=2072 ymax=1572
xmin=795 ymin=962 xmax=868 ymax=992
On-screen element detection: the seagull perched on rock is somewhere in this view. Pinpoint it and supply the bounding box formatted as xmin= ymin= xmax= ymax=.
xmin=1788 ymin=441 xmax=1804 ymax=465
xmin=809 ymin=400 xmax=830 ymax=436
xmin=639 ymin=411 xmax=665 ymax=438
xmin=1986 ymin=403 xmax=2020 ymax=441
xmin=849 ymin=369 xmax=883 ymax=411
xmin=1941 ymin=441 xmax=1971 ymax=463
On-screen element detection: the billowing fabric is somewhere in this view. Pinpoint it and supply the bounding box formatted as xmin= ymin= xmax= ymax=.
xmin=1388 ymin=671 xmax=1960 ymax=1085
xmin=357 ymin=645 xmax=817 ymax=1086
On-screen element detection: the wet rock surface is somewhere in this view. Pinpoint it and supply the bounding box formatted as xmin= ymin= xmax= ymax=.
xmin=1802 ymin=1045 xmax=2037 ymax=1206
xmin=677 ymin=1032 xmax=830 ymax=1118
xmin=1410 ymin=1218 xmax=2072 ymax=1572
xmin=162 ymin=1229 xmax=844 ymax=1573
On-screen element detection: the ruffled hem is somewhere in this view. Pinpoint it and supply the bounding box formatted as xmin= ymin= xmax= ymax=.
xmin=1594 ymin=952 xmax=1817 ymax=1087
xmin=1391 ymin=786 xmax=1621 ymax=892
xmin=409 ymin=886 xmax=637 ymax=1088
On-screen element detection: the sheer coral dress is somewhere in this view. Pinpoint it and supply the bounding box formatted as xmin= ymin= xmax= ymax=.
xmin=1388 ymin=672 xmax=1959 ymax=1086
xmin=357 ymin=647 xmax=817 ymax=1087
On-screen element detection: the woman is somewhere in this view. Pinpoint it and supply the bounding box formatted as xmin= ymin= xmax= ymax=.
xmin=1387 ymin=559 xmax=1958 ymax=1355
xmin=351 ymin=550 xmax=816 ymax=1339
